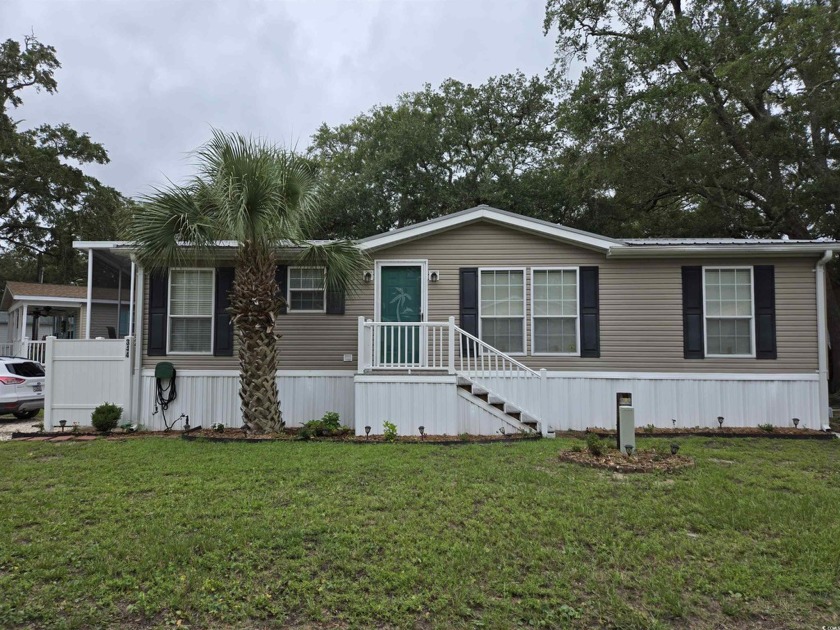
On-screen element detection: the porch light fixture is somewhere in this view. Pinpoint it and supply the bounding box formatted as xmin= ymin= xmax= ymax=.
xmin=364 ymin=425 xmax=371 ymax=439
xmin=59 ymin=419 xmax=67 ymax=432
xmin=670 ymin=443 xmax=680 ymax=456
xmin=363 ymin=270 xmax=373 ymax=283
xmin=418 ymin=425 xmax=425 ymax=439
xmin=428 ymin=270 xmax=440 ymax=283
xmin=792 ymin=417 xmax=800 ymax=428
xmin=717 ymin=416 xmax=724 ymax=429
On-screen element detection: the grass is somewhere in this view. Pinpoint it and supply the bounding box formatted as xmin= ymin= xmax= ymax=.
xmin=0 ymin=437 xmax=838 ymax=629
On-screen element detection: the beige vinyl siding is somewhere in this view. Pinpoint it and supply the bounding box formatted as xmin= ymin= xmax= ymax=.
xmin=142 ymin=221 xmax=819 ymax=373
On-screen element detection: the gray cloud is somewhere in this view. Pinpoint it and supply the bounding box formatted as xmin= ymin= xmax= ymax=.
xmin=2 ymin=0 xmax=555 ymax=197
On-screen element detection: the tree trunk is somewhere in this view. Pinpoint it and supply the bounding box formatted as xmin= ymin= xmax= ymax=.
xmin=229 ymin=243 xmax=284 ymax=433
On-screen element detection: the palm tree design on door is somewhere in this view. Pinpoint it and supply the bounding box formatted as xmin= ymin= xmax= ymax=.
xmin=390 ymin=287 xmax=414 ymax=322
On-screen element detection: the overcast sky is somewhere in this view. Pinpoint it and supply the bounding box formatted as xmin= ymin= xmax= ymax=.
xmin=2 ymin=0 xmax=557 ymax=198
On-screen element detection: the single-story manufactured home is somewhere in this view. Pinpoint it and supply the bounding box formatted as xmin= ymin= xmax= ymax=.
xmin=51 ymin=205 xmax=839 ymax=434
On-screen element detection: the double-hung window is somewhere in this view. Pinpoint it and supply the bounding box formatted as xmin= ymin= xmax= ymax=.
xmin=288 ymin=267 xmax=326 ymax=312
xmin=479 ymin=269 xmax=525 ymax=354
xmin=704 ymin=267 xmax=754 ymax=356
xmin=532 ymin=268 xmax=578 ymax=354
xmin=168 ymin=269 xmax=214 ymax=353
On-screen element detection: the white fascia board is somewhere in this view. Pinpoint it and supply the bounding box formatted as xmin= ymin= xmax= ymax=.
xmin=359 ymin=207 xmax=620 ymax=253
xmin=12 ymin=296 xmax=86 ymax=305
xmin=607 ymin=244 xmax=840 ymax=258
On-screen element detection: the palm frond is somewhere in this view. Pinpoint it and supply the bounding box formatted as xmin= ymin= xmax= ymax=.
xmin=131 ymin=128 xmax=341 ymax=270
xmin=296 ymin=240 xmax=369 ymax=298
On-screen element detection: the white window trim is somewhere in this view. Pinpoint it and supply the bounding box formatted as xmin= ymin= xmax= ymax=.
xmin=530 ymin=267 xmax=580 ymax=357
xmin=478 ymin=267 xmax=527 ymax=356
xmin=166 ymin=268 xmax=215 ymax=355
xmin=287 ymin=266 xmax=327 ymax=314
xmin=702 ymin=265 xmax=756 ymax=359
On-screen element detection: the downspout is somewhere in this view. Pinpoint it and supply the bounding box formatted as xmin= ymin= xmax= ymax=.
xmin=816 ymin=250 xmax=833 ymax=426
xmin=132 ymin=262 xmax=145 ymax=424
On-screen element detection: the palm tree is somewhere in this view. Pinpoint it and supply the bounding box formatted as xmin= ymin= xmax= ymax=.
xmin=131 ymin=130 xmax=366 ymax=432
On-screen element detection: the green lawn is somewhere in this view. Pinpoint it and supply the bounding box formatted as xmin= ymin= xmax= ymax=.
xmin=0 ymin=437 xmax=838 ymax=629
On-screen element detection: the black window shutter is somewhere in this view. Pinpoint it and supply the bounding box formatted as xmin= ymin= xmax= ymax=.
xmin=682 ymin=266 xmax=705 ymax=359
xmin=275 ymin=265 xmax=288 ymax=315
xmin=754 ymin=265 xmax=777 ymax=359
xmin=147 ymin=270 xmax=168 ymax=356
xmin=579 ymin=266 xmax=600 ymax=358
xmin=214 ymin=267 xmax=234 ymax=356
xmin=326 ymin=285 xmax=345 ymax=314
xmin=459 ymin=268 xmax=479 ymax=336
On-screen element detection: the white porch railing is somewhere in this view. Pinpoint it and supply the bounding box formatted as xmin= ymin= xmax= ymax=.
xmin=357 ymin=316 xmax=548 ymax=430
xmin=0 ymin=339 xmax=47 ymax=363
xmin=26 ymin=340 xmax=46 ymax=364
xmin=358 ymin=318 xmax=455 ymax=371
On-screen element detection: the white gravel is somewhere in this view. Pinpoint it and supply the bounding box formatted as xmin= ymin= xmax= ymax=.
xmin=0 ymin=417 xmax=42 ymax=441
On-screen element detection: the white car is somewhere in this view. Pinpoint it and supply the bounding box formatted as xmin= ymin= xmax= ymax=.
xmin=0 ymin=357 xmax=45 ymax=420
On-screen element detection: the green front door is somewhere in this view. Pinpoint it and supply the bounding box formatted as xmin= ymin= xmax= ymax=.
xmin=379 ymin=265 xmax=422 ymax=365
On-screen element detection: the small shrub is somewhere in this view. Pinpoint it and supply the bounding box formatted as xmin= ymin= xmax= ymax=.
xmin=585 ymin=432 xmax=604 ymax=456
xmin=91 ymin=403 xmax=122 ymax=433
xmin=212 ymin=423 xmax=225 ymax=433
xmin=570 ymin=442 xmax=583 ymax=453
xmin=758 ymin=423 xmax=775 ymax=433
xmin=458 ymin=432 xmax=471 ymax=441
xmin=383 ymin=421 xmax=398 ymax=442
xmin=298 ymin=412 xmax=350 ymax=440
xmin=644 ymin=424 xmax=655 ymax=434
xmin=321 ymin=411 xmax=341 ymax=431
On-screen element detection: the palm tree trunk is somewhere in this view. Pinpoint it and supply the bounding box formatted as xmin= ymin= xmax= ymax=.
xmin=230 ymin=242 xmax=284 ymax=433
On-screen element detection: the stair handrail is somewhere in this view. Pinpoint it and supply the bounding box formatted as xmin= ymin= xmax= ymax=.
xmin=453 ymin=325 xmax=540 ymax=377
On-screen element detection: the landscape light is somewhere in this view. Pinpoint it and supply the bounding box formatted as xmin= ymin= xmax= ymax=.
xmin=792 ymin=417 xmax=800 ymax=428
xmin=717 ymin=416 xmax=724 ymax=428
xmin=670 ymin=443 xmax=680 ymax=456
xmin=364 ymin=425 xmax=371 ymax=439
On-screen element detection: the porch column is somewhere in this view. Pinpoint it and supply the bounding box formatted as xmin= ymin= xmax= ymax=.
xmin=128 ymin=260 xmax=136 ymax=337
xmin=117 ymin=265 xmax=122 ymax=335
xmin=19 ymin=304 xmax=28 ymax=342
xmin=85 ymin=248 xmax=93 ymax=339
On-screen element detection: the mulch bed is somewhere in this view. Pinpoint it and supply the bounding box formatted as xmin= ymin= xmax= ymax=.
xmin=182 ymin=427 xmax=541 ymax=444
xmin=587 ymin=427 xmax=834 ymax=440
xmin=558 ymin=448 xmax=695 ymax=473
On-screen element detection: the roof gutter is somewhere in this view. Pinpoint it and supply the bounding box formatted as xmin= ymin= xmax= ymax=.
xmin=607 ymin=244 xmax=840 ymax=258
xmin=816 ymin=249 xmax=833 ymax=426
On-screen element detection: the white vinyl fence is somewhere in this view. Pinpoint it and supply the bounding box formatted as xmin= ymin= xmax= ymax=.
xmin=44 ymin=336 xmax=134 ymax=430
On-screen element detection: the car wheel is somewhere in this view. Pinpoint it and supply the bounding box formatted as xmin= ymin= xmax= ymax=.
xmin=13 ymin=410 xmax=38 ymax=420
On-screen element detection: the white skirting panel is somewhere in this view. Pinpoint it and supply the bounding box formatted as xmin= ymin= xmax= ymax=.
xmin=544 ymin=373 xmax=821 ymax=431
xmin=354 ymin=375 xmax=459 ymax=436
xmin=138 ymin=370 xmax=355 ymax=431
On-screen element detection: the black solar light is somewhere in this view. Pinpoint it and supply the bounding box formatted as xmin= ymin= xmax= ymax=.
xmin=670 ymin=443 xmax=680 ymax=456
xmin=624 ymin=444 xmax=633 ymax=456
xmin=717 ymin=416 xmax=724 ymax=429
xmin=59 ymin=419 xmax=67 ymax=432
xmin=792 ymin=417 xmax=800 ymax=429
xmin=418 ymin=426 xmax=425 ymax=439
xmin=364 ymin=425 xmax=371 ymax=439
xmin=671 ymin=418 xmax=676 ymax=428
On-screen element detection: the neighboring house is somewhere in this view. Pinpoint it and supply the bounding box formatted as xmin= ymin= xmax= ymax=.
xmin=66 ymin=205 xmax=840 ymax=434
xmin=0 ymin=282 xmax=132 ymax=361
